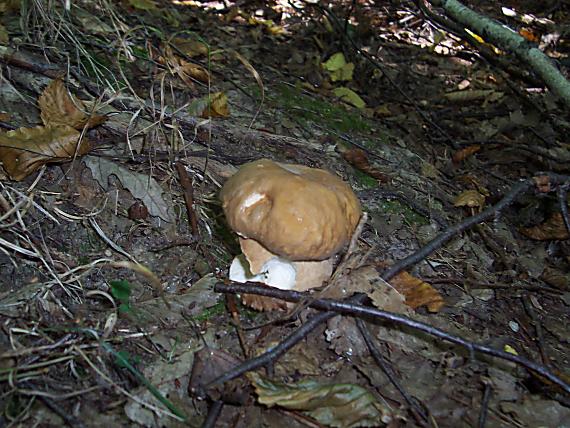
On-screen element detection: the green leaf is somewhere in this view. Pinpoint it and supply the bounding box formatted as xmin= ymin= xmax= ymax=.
xmin=323 ymin=53 xmax=354 ymax=82
xmin=248 ymin=372 xmax=391 ymax=427
xmin=333 ymin=87 xmax=366 ymax=109
xmin=323 ymin=53 xmax=347 ymax=72
xmin=110 ymin=280 xmax=131 ymax=305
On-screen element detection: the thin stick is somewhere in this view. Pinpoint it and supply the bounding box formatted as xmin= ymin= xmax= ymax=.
xmin=214 ymin=282 xmax=570 ymax=394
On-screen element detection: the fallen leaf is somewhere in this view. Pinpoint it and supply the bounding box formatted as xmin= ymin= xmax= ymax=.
xmin=159 ymin=46 xmax=210 ymax=85
xmin=38 ymin=80 xmax=106 ymax=129
xmin=171 ymin=37 xmax=209 ymax=57
xmin=248 ymin=372 xmax=392 ymax=427
xmin=454 ymin=190 xmax=485 ymax=209
xmin=323 ymin=52 xmax=354 ymax=82
xmin=0 ymin=125 xmax=90 ymax=181
xmin=520 ymin=213 xmax=569 ymax=240
xmin=0 ymin=24 xmax=8 ymax=43
xmin=452 ymin=145 xmax=481 ymax=164
xmin=83 ymin=155 xmax=174 ymax=222
xmin=342 ymin=148 xmax=388 ymax=182
xmin=333 ymin=87 xmax=366 ymax=108
xmin=444 ymin=89 xmax=503 ymax=103
xmin=201 ymin=92 xmax=229 ymax=118
xmin=540 ymin=267 xmax=570 ymax=290
xmin=389 ymin=271 xmax=445 ymax=312
xmin=189 ymin=347 xmax=250 ymax=404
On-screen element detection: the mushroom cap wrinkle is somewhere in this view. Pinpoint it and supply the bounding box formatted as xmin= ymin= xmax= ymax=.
xmin=220 ymin=159 xmax=362 ymax=261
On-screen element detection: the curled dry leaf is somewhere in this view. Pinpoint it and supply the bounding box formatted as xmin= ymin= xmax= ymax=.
xmin=201 ymin=92 xmax=230 ymax=118
xmin=342 ymin=148 xmax=388 ymax=182
xmin=520 ymin=213 xmax=569 ymax=240
xmin=454 ymin=189 xmax=485 ymax=209
xmin=38 ymin=79 xmax=106 ymax=129
xmin=389 ymin=271 xmax=445 ymax=312
xmin=452 ymin=145 xmax=481 ymax=164
xmin=170 ymin=37 xmax=209 ymax=58
xmin=160 ymin=45 xmax=210 ymax=85
xmin=0 ymin=125 xmax=90 ymax=181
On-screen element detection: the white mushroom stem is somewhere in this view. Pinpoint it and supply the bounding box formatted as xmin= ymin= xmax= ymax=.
xmin=229 ymin=238 xmax=335 ymax=293
xmin=229 ymin=254 xmax=297 ymax=290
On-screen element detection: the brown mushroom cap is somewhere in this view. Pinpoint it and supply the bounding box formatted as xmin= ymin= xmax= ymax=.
xmin=220 ymin=159 xmax=361 ymax=261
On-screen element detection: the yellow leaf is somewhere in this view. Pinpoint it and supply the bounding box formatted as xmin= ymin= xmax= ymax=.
xmin=453 ymin=190 xmax=485 ymax=208
xmin=0 ymin=125 xmax=90 ymax=181
xmin=323 ymin=53 xmax=347 ymax=71
xmin=38 ymin=80 xmax=106 ymax=130
xmin=332 ymin=87 xmax=366 ymax=109
xmin=503 ymin=344 xmax=518 ymax=355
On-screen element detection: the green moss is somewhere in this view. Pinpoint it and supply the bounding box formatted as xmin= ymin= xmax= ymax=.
xmin=269 ymin=84 xmax=371 ymax=133
xmin=374 ymin=199 xmax=429 ymax=226
xmin=353 ymin=169 xmax=378 ymax=189
xmin=193 ymin=301 xmax=226 ymax=322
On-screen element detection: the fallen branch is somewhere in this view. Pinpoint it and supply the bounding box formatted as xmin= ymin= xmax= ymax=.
xmin=213 ymin=282 xmax=570 ymax=395
xmin=428 ymin=0 xmax=570 ymax=107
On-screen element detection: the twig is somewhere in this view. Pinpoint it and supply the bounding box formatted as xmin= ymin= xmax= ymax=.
xmin=36 ymin=394 xmax=87 ymax=428
xmin=522 ymin=294 xmax=549 ymax=366
xmin=214 ymin=282 xmax=570 ymax=394
xmin=381 ymin=178 xmax=533 ymax=280
xmin=201 ymin=400 xmax=224 ymax=428
xmin=204 ymin=309 xmax=338 ymax=390
xmin=477 ymin=379 xmax=492 ymax=428
xmin=175 ymin=162 xmax=200 ymax=237
xmin=558 ymin=183 xmax=570 ymax=234
xmin=356 ymin=318 xmax=429 ymax=426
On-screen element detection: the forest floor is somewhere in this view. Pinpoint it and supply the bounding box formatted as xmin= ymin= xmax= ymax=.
xmin=0 ymin=0 xmax=569 ymax=427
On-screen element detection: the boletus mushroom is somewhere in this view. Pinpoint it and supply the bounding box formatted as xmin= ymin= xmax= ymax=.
xmin=220 ymin=159 xmax=361 ymax=310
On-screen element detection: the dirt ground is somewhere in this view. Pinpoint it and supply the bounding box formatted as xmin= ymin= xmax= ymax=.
xmin=0 ymin=0 xmax=569 ymax=427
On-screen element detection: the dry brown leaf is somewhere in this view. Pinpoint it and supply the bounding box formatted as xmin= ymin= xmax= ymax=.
xmin=38 ymin=80 xmax=106 ymax=129
xmin=342 ymin=148 xmax=388 ymax=182
xmin=540 ymin=266 xmax=570 ymax=290
xmin=452 ymin=145 xmax=481 ymax=164
xmin=171 ymin=37 xmax=209 ymax=57
xmin=520 ymin=213 xmax=569 ymax=240
xmin=0 ymin=125 xmax=90 ymax=181
xmin=389 ymin=271 xmax=444 ymax=312
xmin=454 ymin=189 xmax=485 ymax=209
xmin=201 ymin=92 xmax=229 ymax=118
xmin=161 ymin=46 xmax=210 ymax=85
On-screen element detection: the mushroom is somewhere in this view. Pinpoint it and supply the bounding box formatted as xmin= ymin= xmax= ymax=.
xmin=220 ymin=159 xmax=361 ymax=310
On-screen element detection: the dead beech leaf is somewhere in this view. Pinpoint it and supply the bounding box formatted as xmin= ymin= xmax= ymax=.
xmin=160 ymin=46 xmax=210 ymax=85
xmin=342 ymin=148 xmax=388 ymax=182
xmin=520 ymin=213 xmax=569 ymax=240
xmin=201 ymin=92 xmax=229 ymax=118
xmin=452 ymin=145 xmax=481 ymax=164
xmin=0 ymin=125 xmax=90 ymax=181
xmin=540 ymin=266 xmax=570 ymax=290
xmin=389 ymin=271 xmax=444 ymax=312
xmin=38 ymin=80 xmax=106 ymax=129
xmin=171 ymin=37 xmax=209 ymax=57
xmin=454 ymin=190 xmax=485 ymax=209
